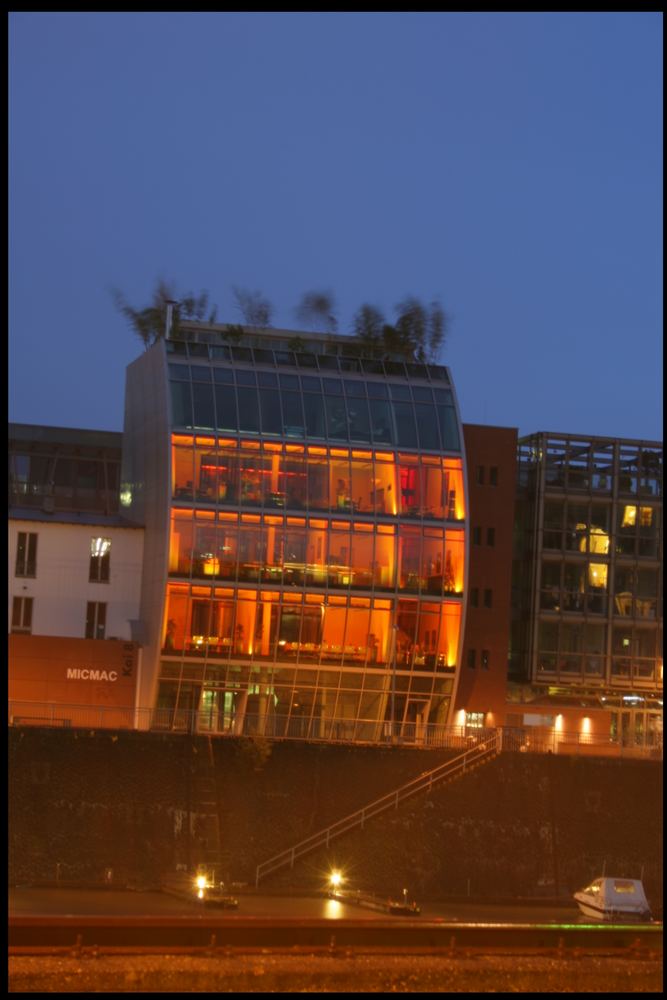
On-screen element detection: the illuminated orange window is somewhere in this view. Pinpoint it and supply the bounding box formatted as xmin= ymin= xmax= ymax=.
xmin=191 ymin=586 xmax=212 ymax=597
xmin=622 ymin=506 xmax=637 ymax=527
xmin=377 ymin=524 xmax=395 ymax=535
xmin=215 ymin=588 xmax=233 ymax=598
xmin=588 ymin=564 xmax=608 ymax=588
xmin=445 ymin=531 xmax=465 ymax=592
xmin=196 ymin=436 xmax=215 ymax=447
xmin=169 ymin=511 xmax=194 ymax=576
xmin=441 ymin=602 xmax=462 ymax=666
xmin=444 ymin=458 xmax=465 ymax=520
xmin=639 ymin=508 xmax=653 ymax=527
xmin=218 ymin=438 xmax=236 ymax=448
xmin=287 ymin=517 xmax=306 ymax=526
xmin=260 ymin=592 xmax=279 ymax=602
xmin=352 ymin=450 xmax=372 ymax=460
xmin=305 ymin=593 xmax=324 ymax=604
xmin=172 ymin=507 xmax=191 ymax=517
xmin=218 ymin=512 xmax=238 ymax=522
xmin=286 ymin=444 xmax=305 ymax=453
xmin=241 ymin=514 xmax=261 ymax=523
xmin=374 ymin=451 xmax=394 ymax=462
xmin=265 ymin=515 xmax=283 ymax=526
xmin=264 ymin=441 xmax=282 ymax=452
xmin=308 ymin=446 xmax=327 ymax=456
xmin=171 ymin=438 xmax=195 ymax=500
xmin=309 ymin=519 xmax=327 ymax=529
xmin=241 ymin=440 xmax=261 ymax=450
xmin=373 ymin=599 xmax=392 ymax=609
xmin=353 ymin=522 xmax=373 ymax=532
xmin=163 ymin=587 xmax=188 ymax=653
xmin=172 ymin=434 xmax=194 ymax=446
xmin=330 ymin=448 xmax=349 ymax=458
xmin=194 ymin=509 xmax=215 ymax=520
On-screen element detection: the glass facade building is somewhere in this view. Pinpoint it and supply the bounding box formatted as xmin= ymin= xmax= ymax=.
xmin=9 ymin=424 xmax=122 ymax=516
xmin=122 ymin=325 xmax=468 ymax=742
xmin=512 ymin=432 xmax=662 ymax=747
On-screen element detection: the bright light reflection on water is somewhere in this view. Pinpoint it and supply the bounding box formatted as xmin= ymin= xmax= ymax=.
xmin=324 ymin=898 xmax=345 ymax=920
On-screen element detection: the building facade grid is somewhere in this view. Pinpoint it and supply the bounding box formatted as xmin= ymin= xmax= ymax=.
xmin=512 ymin=431 xmax=662 ymax=749
xmin=122 ymin=325 xmax=469 ymax=742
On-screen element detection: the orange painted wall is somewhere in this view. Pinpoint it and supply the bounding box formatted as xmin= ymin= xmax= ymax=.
xmin=9 ymin=635 xmax=138 ymax=716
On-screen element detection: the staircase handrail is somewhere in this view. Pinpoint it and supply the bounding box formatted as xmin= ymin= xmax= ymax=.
xmin=255 ymin=730 xmax=499 ymax=885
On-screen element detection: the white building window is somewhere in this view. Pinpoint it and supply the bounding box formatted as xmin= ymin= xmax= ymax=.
xmin=85 ymin=601 xmax=107 ymax=639
xmin=89 ymin=537 xmax=111 ymax=583
xmin=11 ymin=596 xmax=33 ymax=633
xmin=15 ymin=532 xmax=38 ymax=578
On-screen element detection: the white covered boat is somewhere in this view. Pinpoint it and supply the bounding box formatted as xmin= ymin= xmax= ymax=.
xmin=574 ymin=877 xmax=652 ymax=921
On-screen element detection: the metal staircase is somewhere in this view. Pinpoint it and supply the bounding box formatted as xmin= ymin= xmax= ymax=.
xmin=255 ymin=730 xmax=501 ymax=886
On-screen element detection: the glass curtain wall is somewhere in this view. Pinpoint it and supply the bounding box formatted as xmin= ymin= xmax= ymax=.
xmin=171 ymin=438 xmax=465 ymax=522
xmin=524 ymin=434 xmax=662 ymax=696
xmin=158 ymin=355 xmax=467 ymax=741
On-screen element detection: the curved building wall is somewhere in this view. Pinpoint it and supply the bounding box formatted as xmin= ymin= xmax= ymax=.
xmin=138 ymin=331 xmax=467 ymax=743
xmin=121 ymin=343 xmax=172 ymax=711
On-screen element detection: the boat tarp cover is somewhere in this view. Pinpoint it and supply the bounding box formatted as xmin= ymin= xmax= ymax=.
xmin=577 ymin=878 xmax=649 ymax=912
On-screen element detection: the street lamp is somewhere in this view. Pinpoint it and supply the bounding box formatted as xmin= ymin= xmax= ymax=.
xmin=329 ymin=870 xmax=343 ymax=889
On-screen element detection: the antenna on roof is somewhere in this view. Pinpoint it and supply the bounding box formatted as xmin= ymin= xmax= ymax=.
xmin=165 ymin=300 xmax=179 ymax=341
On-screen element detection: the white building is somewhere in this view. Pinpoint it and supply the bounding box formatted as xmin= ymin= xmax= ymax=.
xmin=8 ymin=425 xmax=144 ymax=727
xmin=9 ymin=514 xmax=144 ymax=641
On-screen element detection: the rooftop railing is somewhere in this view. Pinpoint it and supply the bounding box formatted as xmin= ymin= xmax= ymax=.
xmin=166 ymin=336 xmax=451 ymax=383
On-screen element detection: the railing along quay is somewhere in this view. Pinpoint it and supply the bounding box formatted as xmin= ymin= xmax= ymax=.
xmin=256 ymin=735 xmax=500 ymax=885
xmin=8 ymin=702 xmax=663 ymax=760
xmin=8 ymin=914 xmax=663 ymax=955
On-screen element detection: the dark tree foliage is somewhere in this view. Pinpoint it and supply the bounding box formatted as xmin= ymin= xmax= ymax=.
xmin=395 ymin=297 xmax=428 ymax=355
xmin=223 ymin=324 xmax=245 ymax=343
xmin=112 ymin=279 xmax=217 ymax=349
xmin=427 ymin=300 xmax=447 ymax=362
xmin=373 ymin=297 xmax=449 ymax=362
xmin=295 ymin=290 xmax=338 ymax=332
xmin=232 ymin=286 xmax=273 ymax=328
xmin=114 ymin=279 xmax=448 ymax=362
xmin=353 ymin=304 xmax=386 ymax=354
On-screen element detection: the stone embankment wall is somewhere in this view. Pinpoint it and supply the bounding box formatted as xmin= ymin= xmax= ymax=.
xmin=8 ymin=729 xmax=663 ymax=905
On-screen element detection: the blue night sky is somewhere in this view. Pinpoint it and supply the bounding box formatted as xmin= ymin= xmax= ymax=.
xmin=9 ymin=12 xmax=663 ymax=441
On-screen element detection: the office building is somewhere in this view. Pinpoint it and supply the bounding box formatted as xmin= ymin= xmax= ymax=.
xmin=8 ymin=355 xmax=662 ymax=753
xmin=510 ymin=432 xmax=663 ymax=748
xmin=121 ymin=323 xmax=469 ymax=741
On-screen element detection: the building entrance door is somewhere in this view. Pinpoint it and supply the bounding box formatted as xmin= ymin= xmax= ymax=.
xmin=402 ymin=699 xmax=429 ymax=744
xmin=614 ymin=709 xmax=663 ymax=749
